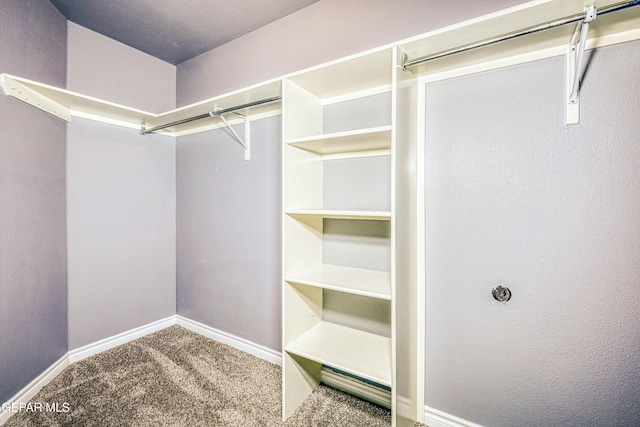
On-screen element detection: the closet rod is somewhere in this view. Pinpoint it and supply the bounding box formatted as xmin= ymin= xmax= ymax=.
xmin=402 ymin=0 xmax=640 ymax=69
xmin=140 ymin=96 xmax=281 ymax=135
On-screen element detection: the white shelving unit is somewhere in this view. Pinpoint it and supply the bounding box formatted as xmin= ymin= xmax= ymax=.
xmin=281 ymin=46 xmax=420 ymax=426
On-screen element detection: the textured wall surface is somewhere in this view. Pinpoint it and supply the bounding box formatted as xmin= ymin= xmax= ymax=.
xmin=176 ymin=117 xmax=282 ymax=350
xmin=66 ymin=26 xmax=176 ymax=350
xmin=176 ymin=0 xmax=522 ymax=106
xmin=66 ymin=119 xmax=176 ymax=349
xmin=424 ymin=40 xmax=640 ymax=427
xmin=0 ymin=0 xmax=68 ymax=404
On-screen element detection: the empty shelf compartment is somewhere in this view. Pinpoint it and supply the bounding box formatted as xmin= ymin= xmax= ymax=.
xmin=285 ymin=321 xmax=391 ymax=387
xmin=285 ymin=264 xmax=391 ymax=300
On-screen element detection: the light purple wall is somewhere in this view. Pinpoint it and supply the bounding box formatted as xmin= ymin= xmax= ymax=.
xmin=66 ymin=119 xmax=176 ymax=349
xmin=66 ymin=25 xmax=177 ymax=349
xmin=177 ymin=0 xmax=523 ymax=106
xmin=0 ymin=0 xmax=68 ymax=404
xmin=424 ymin=40 xmax=640 ymax=426
xmin=176 ymin=118 xmax=282 ymax=350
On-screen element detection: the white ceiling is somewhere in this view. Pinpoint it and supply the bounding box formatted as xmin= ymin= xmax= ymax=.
xmin=49 ymin=0 xmax=321 ymax=65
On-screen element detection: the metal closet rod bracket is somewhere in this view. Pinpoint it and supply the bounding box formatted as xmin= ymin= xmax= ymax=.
xmin=213 ymin=109 xmax=252 ymax=161
xmin=212 ymin=110 xmax=246 ymax=149
xmin=566 ymin=5 xmax=597 ymax=124
xmin=568 ymin=5 xmax=597 ymax=105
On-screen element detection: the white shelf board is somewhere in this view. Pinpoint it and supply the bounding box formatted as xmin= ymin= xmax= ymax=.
xmin=400 ymin=0 xmax=640 ymax=80
xmin=0 ymin=74 xmax=158 ymax=130
xmin=285 ymin=321 xmax=392 ymax=387
xmin=286 ymin=47 xmax=393 ymax=100
xmin=285 ymin=264 xmax=391 ymax=300
xmin=286 ymin=209 xmax=391 ymax=221
xmin=287 ymin=126 xmax=392 ymax=155
xmin=0 ymin=73 xmax=282 ymax=136
xmin=400 ymin=0 xmax=587 ymax=64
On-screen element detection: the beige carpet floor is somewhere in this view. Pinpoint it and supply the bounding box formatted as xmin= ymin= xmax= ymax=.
xmin=4 ymin=325 xmax=403 ymax=426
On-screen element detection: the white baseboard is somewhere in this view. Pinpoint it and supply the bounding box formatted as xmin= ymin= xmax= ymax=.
xmin=0 ymin=355 xmax=68 ymax=426
xmin=424 ymin=406 xmax=485 ymax=427
xmin=176 ymin=315 xmax=282 ymax=366
xmin=68 ymin=316 xmax=177 ymax=363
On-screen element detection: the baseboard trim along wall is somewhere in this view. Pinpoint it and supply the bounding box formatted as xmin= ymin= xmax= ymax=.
xmin=0 ymin=356 xmax=69 ymax=426
xmin=424 ymin=406 xmax=486 ymax=427
xmin=68 ymin=316 xmax=177 ymax=363
xmin=1 ymin=315 xmax=282 ymax=426
xmin=175 ymin=315 xmax=282 ymax=366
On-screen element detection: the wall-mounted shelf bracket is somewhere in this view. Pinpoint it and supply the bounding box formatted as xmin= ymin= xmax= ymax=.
xmin=215 ymin=110 xmax=251 ymax=160
xmin=566 ymin=5 xmax=597 ymax=124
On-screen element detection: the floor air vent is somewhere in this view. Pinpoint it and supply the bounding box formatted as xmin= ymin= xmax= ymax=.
xmin=321 ymin=366 xmax=391 ymax=409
